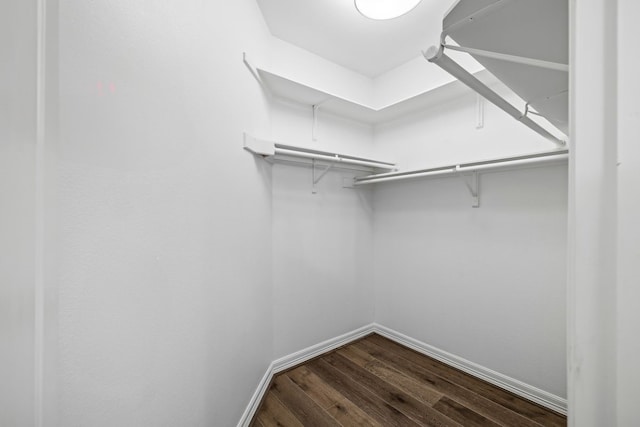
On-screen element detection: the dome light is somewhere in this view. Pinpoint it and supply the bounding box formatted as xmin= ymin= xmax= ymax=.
xmin=355 ymin=0 xmax=422 ymax=20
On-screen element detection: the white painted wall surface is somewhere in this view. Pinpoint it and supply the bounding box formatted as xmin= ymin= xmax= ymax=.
xmin=616 ymin=0 xmax=640 ymax=424
xmin=373 ymin=94 xmax=568 ymax=398
xmin=373 ymin=87 xmax=562 ymax=172
xmin=51 ymin=0 xmax=274 ymax=425
xmin=373 ymin=165 xmax=568 ymax=397
xmin=373 ymin=52 xmax=483 ymax=108
xmin=0 ymin=0 xmax=36 ymax=425
xmin=568 ymin=0 xmax=619 ymax=425
xmin=271 ymin=101 xmax=375 ymax=359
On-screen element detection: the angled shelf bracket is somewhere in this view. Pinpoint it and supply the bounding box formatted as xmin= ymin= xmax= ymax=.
xmin=312 ymin=159 xmax=334 ymax=193
xmin=458 ymin=170 xmax=480 ymax=208
xmin=312 ymin=103 xmax=324 ymax=142
xmin=243 ymin=52 xmax=271 ymax=97
xmin=476 ymin=94 xmax=485 ymax=129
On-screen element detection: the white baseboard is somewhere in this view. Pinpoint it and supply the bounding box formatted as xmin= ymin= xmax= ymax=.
xmin=371 ymin=323 xmax=568 ymax=416
xmin=237 ymin=360 xmax=275 ymax=427
xmin=238 ymin=323 xmax=567 ymax=426
xmin=237 ymin=324 xmax=376 ymax=427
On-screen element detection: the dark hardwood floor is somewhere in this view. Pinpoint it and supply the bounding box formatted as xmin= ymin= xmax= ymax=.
xmin=251 ymin=334 xmax=566 ymax=427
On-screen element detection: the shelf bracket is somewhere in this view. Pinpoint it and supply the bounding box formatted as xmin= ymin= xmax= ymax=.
xmin=312 ymin=159 xmax=334 ymax=194
xmin=476 ymin=94 xmax=485 ymax=129
xmin=243 ymin=52 xmax=271 ymax=97
xmin=424 ymin=46 xmax=566 ymax=147
xmin=312 ymin=104 xmax=320 ymax=141
xmin=524 ymin=89 xmax=570 ymax=120
xmin=460 ymin=171 xmax=480 ymax=208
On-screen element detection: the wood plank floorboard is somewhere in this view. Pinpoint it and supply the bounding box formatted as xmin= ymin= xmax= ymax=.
xmin=251 ymin=334 xmax=566 ymax=427
xmin=256 ymin=392 xmax=303 ymax=427
xmin=364 ymin=335 xmax=566 ymax=427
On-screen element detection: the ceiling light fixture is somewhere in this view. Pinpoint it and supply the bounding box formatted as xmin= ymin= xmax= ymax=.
xmin=354 ymin=0 xmax=422 ymax=20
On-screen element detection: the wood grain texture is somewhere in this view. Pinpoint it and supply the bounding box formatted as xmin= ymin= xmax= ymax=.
xmin=254 ymin=392 xmax=303 ymax=427
xmin=271 ymin=375 xmax=341 ymax=427
xmin=252 ymin=334 xmax=567 ymax=427
xmin=365 ymin=334 xmax=567 ymax=427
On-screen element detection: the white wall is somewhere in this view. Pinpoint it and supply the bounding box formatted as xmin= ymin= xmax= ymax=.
xmin=568 ymin=0 xmax=618 ymax=424
xmin=49 ymin=0 xmax=274 ymax=425
xmin=270 ymin=101 xmax=375 ymax=359
xmin=373 ymin=92 xmax=568 ymax=398
xmin=373 ymin=87 xmax=561 ymax=170
xmin=616 ymin=1 xmax=640 ymax=424
xmin=373 ymin=51 xmax=483 ymax=108
xmin=0 ymin=0 xmax=37 ymax=425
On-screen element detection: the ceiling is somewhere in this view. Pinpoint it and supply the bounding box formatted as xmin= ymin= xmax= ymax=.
xmin=255 ymin=0 xmax=456 ymax=78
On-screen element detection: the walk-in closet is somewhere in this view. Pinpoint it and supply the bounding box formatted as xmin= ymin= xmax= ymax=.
xmin=2 ymin=0 xmax=638 ymax=426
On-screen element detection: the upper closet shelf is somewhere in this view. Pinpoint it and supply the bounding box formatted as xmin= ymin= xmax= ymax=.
xmin=425 ymin=0 xmax=568 ymax=146
xmin=243 ymin=53 xmax=493 ymax=125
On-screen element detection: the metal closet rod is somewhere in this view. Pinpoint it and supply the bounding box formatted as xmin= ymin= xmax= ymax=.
xmin=243 ymin=133 xmax=396 ymax=172
xmin=441 ymin=44 xmax=569 ymax=72
xmin=423 ymin=45 xmax=566 ymax=147
xmin=272 ymin=143 xmax=396 ymax=170
xmin=354 ymin=150 xmax=569 ymax=185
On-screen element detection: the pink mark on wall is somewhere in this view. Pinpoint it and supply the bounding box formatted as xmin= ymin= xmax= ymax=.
xmin=96 ymin=81 xmax=116 ymax=96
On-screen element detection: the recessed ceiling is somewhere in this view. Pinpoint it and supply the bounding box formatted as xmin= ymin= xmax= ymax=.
xmin=256 ymin=0 xmax=456 ymax=78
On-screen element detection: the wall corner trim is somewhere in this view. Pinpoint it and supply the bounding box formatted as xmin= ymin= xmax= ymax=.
xmin=238 ymin=323 xmax=567 ymax=426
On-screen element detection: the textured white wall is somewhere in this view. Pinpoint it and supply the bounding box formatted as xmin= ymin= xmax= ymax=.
xmin=373 ymin=93 xmax=568 ymax=398
xmin=270 ymin=101 xmax=375 ymax=359
xmin=51 ymin=0 xmax=274 ymax=425
xmin=0 ymin=0 xmax=37 ymax=425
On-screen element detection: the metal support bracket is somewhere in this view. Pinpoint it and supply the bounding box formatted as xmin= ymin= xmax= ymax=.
xmin=476 ymin=94 xmax=485 ymax=129
xmin=342 ymin=176 xmax=355 ymax=189
xmin=312 ymin=159 xmax=335 ymax=194
xmin=460 ymin=171 xmax=480 ymax=208
xmin=312 ymin=104 xmax=321 ymax=141
xmin=424 ymin=46 xmax=566 ymax=147
xmin=242 ymin=52 xmax=271 ymax=97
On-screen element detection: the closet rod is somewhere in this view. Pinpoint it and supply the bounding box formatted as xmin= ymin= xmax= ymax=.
xmin=441 ymin=44 xmax=569 ymax=72
xmin=274 ymin=147 xmax=394 ymax=170
xmin=423 ymin=45 xmax=566 ymax=147
xmin=354 ymin=150 xmax=568 ymax=185
xmin=243 ymin=133 xmax=396 ymax=172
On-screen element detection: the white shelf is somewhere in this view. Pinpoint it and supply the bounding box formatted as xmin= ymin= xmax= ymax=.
xmin=245 ymin=55 xmax=495 ymax=125
xmin=440 ymin=0 xmax=569 ymax=135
